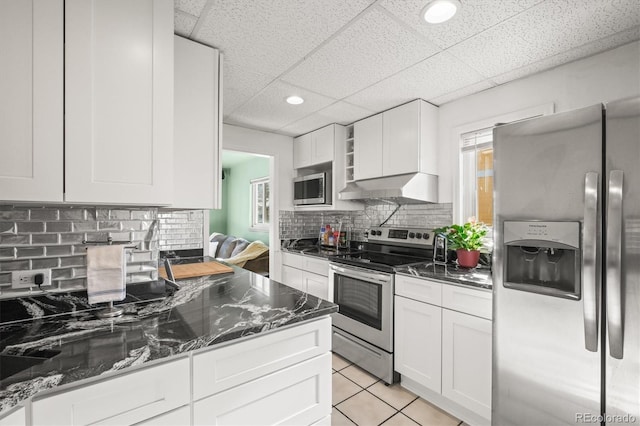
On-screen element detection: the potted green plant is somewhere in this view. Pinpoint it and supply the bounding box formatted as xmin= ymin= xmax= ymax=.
xmin=434 ymin=218 xmax=488 ymax=268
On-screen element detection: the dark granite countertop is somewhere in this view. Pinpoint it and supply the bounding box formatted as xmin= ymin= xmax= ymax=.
xmin=395 ymin=262 xmax=493 ymax=290
xmin=0 ymin=266 xmax=337 ymax=413
xmin=281 ymin=246 xmax=355 ymax=259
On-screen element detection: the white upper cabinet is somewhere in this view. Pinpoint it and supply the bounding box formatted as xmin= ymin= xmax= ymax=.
xmin=354 ymin=114 xmax=383 ymax=180
xmin=173 ymin=36 xmax=221 ymax=209
xmin=354 ymin=99 xmax=438 ymax=180
xmin=0 ymin=0 xmax=63 ymax=202
xmin=293 ymin=133 xmax=313 ymax=169
xmin=64 ymin=0 xmax=174 ymax=205
xmin=293 ymin=125 xmax=335 ymax=169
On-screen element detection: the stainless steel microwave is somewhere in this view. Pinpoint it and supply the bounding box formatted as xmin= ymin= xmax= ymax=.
xmin=293 ymin=172 xmax=331 ymax=205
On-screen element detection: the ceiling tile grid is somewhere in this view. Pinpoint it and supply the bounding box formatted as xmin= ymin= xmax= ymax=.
xmin=193 ymin=0 xmax=375 ymax=79
xmin=226 ymin=80 xmax=337 ymax=131
xmin=174 ymin=10 xmax=198 ymax=37
xmin=506 ymin=0 xmax=640 ymax=63
xmin=278 ymin=101 xmax=375 ymax=135
xmin=491 ymin=25 xmax=640 ymax=85
xmin=174 ymin=0 xmax=208 ymax=17
xmin=281 ymin=6 xmax=442 ymax=100
xmin=378 ymin=0 xmax=541 ymax=50
xmin=429 ymin=80 xmax=497 ymax=105
xmin=345 ymin=51 xmax=486 ymax=111
xmin=222 ymin=62 xmax=277 ymax=117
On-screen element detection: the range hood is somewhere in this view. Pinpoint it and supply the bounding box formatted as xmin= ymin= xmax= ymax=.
xmin=339 ymin=172 xmax=438 ymax=204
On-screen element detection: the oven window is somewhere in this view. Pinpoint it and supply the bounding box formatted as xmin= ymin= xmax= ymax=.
xmin=334 ymin=275 xmax=382 ymax=330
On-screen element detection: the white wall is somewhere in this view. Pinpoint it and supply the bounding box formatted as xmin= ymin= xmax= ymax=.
xmin=438 ymin=41 xmax=640 ymax=219
xmin=221 ymin=123 xmax=294 ymax=281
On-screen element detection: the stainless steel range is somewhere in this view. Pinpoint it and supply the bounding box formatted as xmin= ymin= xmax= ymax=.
xmin=329 ymin=227 xmax=434 ymax=384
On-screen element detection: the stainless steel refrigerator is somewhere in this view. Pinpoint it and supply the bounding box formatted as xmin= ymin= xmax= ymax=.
xmin=493 ymin=97 xmax=639 ymax=425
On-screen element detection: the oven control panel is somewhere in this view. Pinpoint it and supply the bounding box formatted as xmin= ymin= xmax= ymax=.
xmin=367 ymin=227 xmax=435 ymax=247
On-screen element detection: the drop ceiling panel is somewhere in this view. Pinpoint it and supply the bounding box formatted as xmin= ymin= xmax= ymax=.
xmin=447 ymin=18 xmax=537 ymax=78
xmin=223 ymin=63 xmax=276 ymax=116
xmin=226 ymin=80 xmax=336 ymax=132
xmin=508 ymin=0 xmax=640 ymax=63
xmin=282 ymin=7 xmax=441 ymax=100
xmin=279 ymin=101 xmax=374 ymax=135
xmin=492 ymin=26 xmax=640 ymax=85
xmin=379 ymin=0 xmax=541 ymax=50
xmin=174 ymin=11 xmax=197 ymax=37
xmin=193 ymin=0 xmax=374 ymax=78
xmin=174 ymin=0 xmax=207 ymax=17
xmin=429 ymin=80 xmax=496 ymax=106
xmin=345 ymin=51 xmax=485 ymax=112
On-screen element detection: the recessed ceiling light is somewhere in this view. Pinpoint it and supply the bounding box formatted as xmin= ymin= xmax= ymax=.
xmin=286 ymin=95 xmax=304 ymax=105
xmin=422 ymin=0 xmax=461 ymax=24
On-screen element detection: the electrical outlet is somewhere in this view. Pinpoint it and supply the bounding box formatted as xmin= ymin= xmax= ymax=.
xmin=11 ymin=269 xmax=52 ymax=289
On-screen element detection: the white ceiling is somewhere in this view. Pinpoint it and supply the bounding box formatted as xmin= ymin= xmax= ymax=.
xmin=174 ymin=0 xmax=640 ymax=137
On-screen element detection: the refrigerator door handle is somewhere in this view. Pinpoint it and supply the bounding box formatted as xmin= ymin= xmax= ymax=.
xmin=606 ymin=170 xmax=624 ymax=359
xmin=583 ymin=172 xmax=599 ymax=352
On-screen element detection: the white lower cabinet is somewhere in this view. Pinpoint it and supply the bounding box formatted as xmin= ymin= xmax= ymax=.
xmin=394 ymin=295 xmax=442 ymax=393
xmin=394 ymin=275 xmax=492 ymax=426
xmin=31 ymin=358 xmax=190 ymax=425
xmin=281 ymin=253 xmax=331 ymax=301
xmin=0 ymin=406 xmax=25 ymax=426
xmin=135 ymin=406 xmax=190 ymax=426
xmin=194 ymin=353 xmax=331 ymax=425
xmin=442 ymin=309 xmax=492 ymax=420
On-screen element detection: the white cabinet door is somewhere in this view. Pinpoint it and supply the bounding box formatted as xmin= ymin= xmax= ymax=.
xmin=64 ymin=0 xmax=173 ymax=205
xmin=442 ymin=309 xmax=492 ymax=421
xmin=173 ymin=35 xmax=220 ymax=209
xmin=293 ymin=133 xmax=312 ymax=169
xmin=312 ymin=125 xmax=335 ymax=165
xmin=303 ymin=256 xmax=329 ymax=277
xmin=354 ymin=114 xmax=383 ymax=180
xmin=395 ymin=295 xmax=442 ymax=394
xmin=0 ymin=0 xmax=63 ymax=202
xmin=281 ymin=265 xmax=304 ymax=291
xmin=193 ymin=353 xmax=331 ymax=426
xmin=0 ymin=406 xmax=25 ymax=426
xmin=32 ymin=358 xmax=190 ymax=425
xmin=383 ymin=101 xmax=420 ymax=176
xmin=304 ymin=271 xmax=329 ymax=301
xmin=136 ymin=406 xmax=190 ymax=426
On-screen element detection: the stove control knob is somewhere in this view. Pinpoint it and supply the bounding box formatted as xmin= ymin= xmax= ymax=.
xmin=422 ymin=233 xmax=430 ymax=240
xmin=372 ymin=230 xmax=380 ymax=236
xmin=415 ymin=233 xmax=422 ymax=239
xmin=408 ymin=232 xmax=415 ymax=238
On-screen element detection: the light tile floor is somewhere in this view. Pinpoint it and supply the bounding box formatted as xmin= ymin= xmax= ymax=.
xmin=332 ymin=353 xmax=465 ymax=426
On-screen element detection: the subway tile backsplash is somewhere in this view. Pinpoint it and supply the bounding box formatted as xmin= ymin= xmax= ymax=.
xmin=157 ymin=209 xmax=204 ymax=251
xmin=0 ymin=205 xmax=159 ymax=299
xmin=279 ymin=202 xmax=453 ymax=241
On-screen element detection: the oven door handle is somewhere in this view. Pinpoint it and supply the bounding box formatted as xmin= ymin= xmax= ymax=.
xmin=329 ymin=264 xmax=392 ymax=284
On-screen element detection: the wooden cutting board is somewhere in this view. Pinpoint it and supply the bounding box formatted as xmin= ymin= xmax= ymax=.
xmin=159 ymin=261 xmax=234 ymax=279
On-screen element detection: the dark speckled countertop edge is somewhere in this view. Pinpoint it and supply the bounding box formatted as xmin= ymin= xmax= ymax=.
xmin=395 ymin=266 xmax=493 ymax=291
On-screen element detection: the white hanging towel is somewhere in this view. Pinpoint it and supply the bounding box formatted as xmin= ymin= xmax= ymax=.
xmin=86 ymin=245 xmax=126 ymax=305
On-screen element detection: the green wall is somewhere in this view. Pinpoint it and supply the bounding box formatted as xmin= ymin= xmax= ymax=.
xmin=209 ymin=157 xmax=270 ymax=245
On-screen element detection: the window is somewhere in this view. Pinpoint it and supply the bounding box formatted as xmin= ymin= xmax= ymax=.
xmin=460 ymin=128 xmax=494 ymax=226
xmin=251 ymin=177 xmax=270 ymax=230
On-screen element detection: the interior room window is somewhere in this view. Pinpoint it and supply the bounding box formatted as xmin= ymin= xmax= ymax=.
xmin=251 ymin=177 xmax=270 ymax=230
xmin=460 ymin=128 xmax=494 ymax=226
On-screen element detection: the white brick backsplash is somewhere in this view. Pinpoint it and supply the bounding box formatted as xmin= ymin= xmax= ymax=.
xmin=157 ymin=209 xmax=204 ymax=251
xmin=0 ymin=205 xmax=159 ymax=299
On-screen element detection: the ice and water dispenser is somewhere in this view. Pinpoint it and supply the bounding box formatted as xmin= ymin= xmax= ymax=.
xmin=503 ymin=221 xmax=581 ymax=299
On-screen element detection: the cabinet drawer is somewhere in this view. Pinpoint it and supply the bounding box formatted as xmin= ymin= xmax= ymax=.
xmin=193 ymin=317 xmax=331 ymax=400
xmin=304 ymin=257 xmax=329 ymax=277
xmin=32 ymin=357 xmax=189 ymax=425
xmin=136 ymin=405 xmax=190 ymax=426
xmin=194 ymin=353 xmax=331 ymax=426
xmin=395 ymin=275 xmax=442 ymax=306
xmin=442 ymin=285 xmax=492 ymax=320
xmin=282 ymin=252 xmax=304 ymax=269
xmin=0 ymin=406 xmax=25 ymax=426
